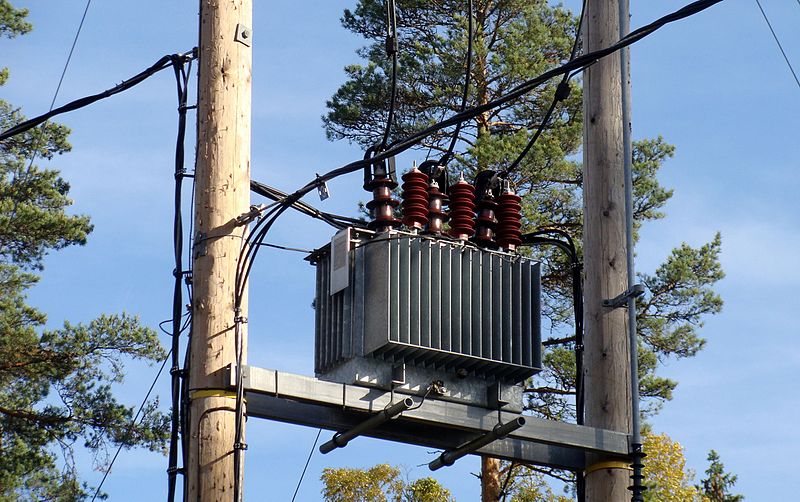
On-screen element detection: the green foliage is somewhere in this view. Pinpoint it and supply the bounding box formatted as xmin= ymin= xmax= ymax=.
xmin=321 ymin=464 xmax=453 ymax=502
xmin=0 ymin=1 xmax=31 ymax=39
xmin=643 ymin=432 xmax=703 ymax=502
xmin=327 ymin=1 xmax=726 ymax=499
xmin=699 ymin=451 xmax=744 ymax=502
xmin=0 ymin=6 xmax=169 ymax=500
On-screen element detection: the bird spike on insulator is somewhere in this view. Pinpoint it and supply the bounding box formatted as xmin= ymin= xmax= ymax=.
xmin=426 ymin=180 xmax=449 ymax=235
xmin=473 ymin=192 xmax=498 ymax=248
xmin=496 ymin=182 xmax=523 ymax=252
xmin=365 ymin=174 xmax=401 ymax=233
xmin=447 ymin=172 xmax=476 ymax=240
xmin=401 ymin=164 xmax=430 ymax=231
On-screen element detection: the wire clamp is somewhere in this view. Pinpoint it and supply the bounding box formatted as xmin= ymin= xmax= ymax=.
xmin=234 ymin=316 xmax=248 ymax=324
xmin=602 ymin=283 xmax=645 ymax=309
xmin=234 ymin=442 xmax=248 ymax=451
xmin=235 ymin=204 xmax=269 ymax=225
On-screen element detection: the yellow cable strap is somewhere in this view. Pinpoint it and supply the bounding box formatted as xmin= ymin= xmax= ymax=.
xmin=189 ymin=389 xmax=239 ymax=400
xmin=584 ymin=460 xmax=633 ymax=476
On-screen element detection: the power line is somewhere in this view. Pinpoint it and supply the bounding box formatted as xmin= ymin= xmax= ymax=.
xmin=49 ymin=0 xmax=93 ymax=112
xmin=291 ymin=429 xmax=322 ymax=502
xmin=25 ymin=0 xmax=92 ymax=170
xmin=90 ymin=349 xmax=173 ymax=502
xmin=754 ymin=0 xmax=800 ymax=90
xmin=233 ymin=0 xmax=728 ymax=318
xmin=0 ymin=49 xmax=197 ymax=142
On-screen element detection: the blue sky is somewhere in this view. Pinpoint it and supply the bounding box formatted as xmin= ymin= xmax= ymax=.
xmin=3 ymin=0 xmax=798 ymax=500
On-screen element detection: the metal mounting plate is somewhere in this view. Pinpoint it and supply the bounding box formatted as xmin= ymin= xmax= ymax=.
xmin=239 ymin=366 xmax=630 ymax=471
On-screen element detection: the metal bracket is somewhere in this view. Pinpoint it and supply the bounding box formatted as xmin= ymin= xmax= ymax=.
xmin=391 ymin=364 xmax=406 ymax=386
xmin=194 ymin=232 xmax=207 ymax=258
xmin=234 ymin=24 xmax=252 ymax=47
xmin=602 ymin=283 xmax=645 ymax=309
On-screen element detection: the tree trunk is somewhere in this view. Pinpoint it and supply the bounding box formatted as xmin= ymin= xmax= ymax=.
xmin=481 ymin=456 xmax=502 ymax=501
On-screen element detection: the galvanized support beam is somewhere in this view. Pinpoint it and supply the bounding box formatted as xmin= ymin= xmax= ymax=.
xmin=240 ymin=366 xmax=631 ymax=471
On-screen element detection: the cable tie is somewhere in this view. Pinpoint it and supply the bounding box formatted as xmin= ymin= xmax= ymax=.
xmin=385 ymin=34 xmax=397 ymax=56
xmin=555 ymin=80 xmax=571 ymax=101
xmin=166 ymin=466 xmax=185 ymax=475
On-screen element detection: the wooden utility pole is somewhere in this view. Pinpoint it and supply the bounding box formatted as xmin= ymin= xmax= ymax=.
xmin=188 ymin=0 xmax=252 ymax=500
xmin=582 ymin=0 xmax=632 ymax=500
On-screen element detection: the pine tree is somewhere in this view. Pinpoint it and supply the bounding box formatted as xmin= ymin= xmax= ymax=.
xmin=0 ymin=3 xmax=169 ymax=499
xmin=324 ymin=2 xmax=724 ymax=499
xmin=699 ymin=451 xmax=744 ymax=502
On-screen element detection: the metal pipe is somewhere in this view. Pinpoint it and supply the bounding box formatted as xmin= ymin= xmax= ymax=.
xmin=619 ymin=0 xmax=646 ymax=500
xmin=619 ymin=0 xmax=639 ymax=449
xmin=319 ymin=397 xmax=414 ymax=454
xmin=428 ymin=417 xmax=526 ymax=471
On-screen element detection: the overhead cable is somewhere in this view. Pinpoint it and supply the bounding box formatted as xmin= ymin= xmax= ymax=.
xmin=235 ymin=0 xmax=725 ymax=337
xmin=250 ymin=180 xmax=364 ymax=229
xmin=754 ymin=0 xmax=800 ymax=90
xmin=379 ymin=0 xmax=400 ymax=151
xmin=290 ymin=429 xmax=322 ymax=502
xmin=0 ymin=48 xmax=198 ymax=142
xmin=90 ymin=349 xmax=172 ymax=502
xmin=439 ymin=0 xmax=474 ymax=167
xmin=23 ymin=0 xmax=93 ymax=175
xmin=268 ymin=0 xmax=726 ymax=218
xmin=502 ymin=0 xmax=587 ymax=176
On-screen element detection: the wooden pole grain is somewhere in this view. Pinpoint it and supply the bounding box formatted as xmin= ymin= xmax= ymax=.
xmin=187 ymin=1 xmax=252 ymax=500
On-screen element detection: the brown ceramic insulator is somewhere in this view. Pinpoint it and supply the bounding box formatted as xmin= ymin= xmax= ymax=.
xmin=473 ymin=194 xmax=498 ymax=247
xmin=365 ymin=176 xmax=401 ymax=232
xmin=426 ymin=182 xmax=449 ymax=235
xmin=400 ymin=167 xmax=429 ymax=230
xmin=496 ymin=188 xmax=523 ymax=251
xmin=447 ymin=179 xmax=476 ymax=240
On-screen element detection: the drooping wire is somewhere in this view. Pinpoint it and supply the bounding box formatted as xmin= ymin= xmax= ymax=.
xmin=166 ymin=53 xmax=194 ymax=502
xmin=0 ymin=49 xmax=198 ymax=142
xmin=232 ymin=0 xmax=726 ymax=351
xmin=520 ymin=229 xmax=584 ymax=426
xmin=90 ymin=349 xmax=173 ymax=502
xmin=290 ymin=429 xmax=322 ymax=502
xmin=754 ymin=0 xmax=800 ymax=90
xmin=502 ymin=0 xmax=586 ymax=177
xmin=439 ymin=0 xmax=474 ymax=167
xmin=379 ymin=0 xmax=400 ymax=151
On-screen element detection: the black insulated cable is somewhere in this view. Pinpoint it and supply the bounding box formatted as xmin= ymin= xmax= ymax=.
xmin=502 ymin=0 xmax=586 ymax=177
xmin=293 ymin=0 xmax=726 ymax=207
xmin=379 ymin=0 xmax=399 ymax=151
xmin=250 ymin=180 xmax=364 ymax=228
xmin=520 ymin=229 xmax=584 ymax=426
xmin=167 ymin=55 xmax=193 ymax=502
xmin=232 ymin=0 xmax=726 ymax=372
xmin=0 ymin=48 xmax=198 ymax=142
xmin=439 ymin=0 xmax=474 ymax=168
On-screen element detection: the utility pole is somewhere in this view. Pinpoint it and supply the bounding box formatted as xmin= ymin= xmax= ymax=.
xmin=582 ymin=0 xmax=632 ymax=500
xmin=188 ymin=0 xmax=252 ymax=500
